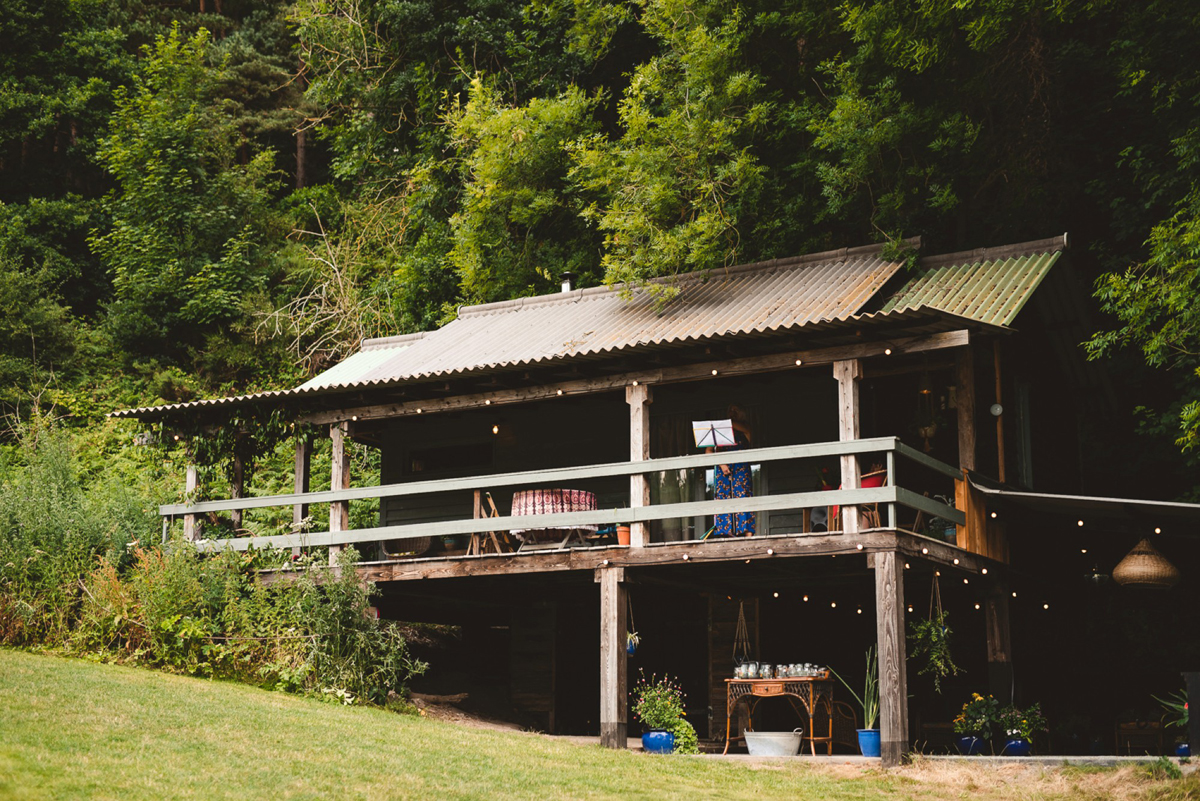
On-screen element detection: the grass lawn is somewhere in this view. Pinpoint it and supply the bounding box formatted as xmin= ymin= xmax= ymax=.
xmin=0 ymin=649 xmax=1193 ymax=800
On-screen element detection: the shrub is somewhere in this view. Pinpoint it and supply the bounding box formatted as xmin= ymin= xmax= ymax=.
xmin=631 ymin=671 xmax=687 ymax=731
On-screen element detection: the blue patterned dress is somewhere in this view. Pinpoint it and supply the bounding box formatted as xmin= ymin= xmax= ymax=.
xmin=714 ymin=430 xmax=755 ymax=537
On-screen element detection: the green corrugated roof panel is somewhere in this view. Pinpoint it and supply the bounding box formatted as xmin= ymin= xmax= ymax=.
xmin=880 ymin=250 xmax=1062 ymax=327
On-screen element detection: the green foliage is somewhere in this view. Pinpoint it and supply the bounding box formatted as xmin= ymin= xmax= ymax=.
xmin=1155 ymin=688 xmax=1190 ymax=729
xmin=908 ymin=608 xmax=961 ymax=693
xmin=953 ymin=692 xmax=1000 ymax=739
xmin=997 ymin=702 xmax=1048 ymax=743
xmin=90 ymin=25 xmax=283 ymax=368
xmin=448 ymin=78 xmax=601 ymax=303
xmin=670 ymin=716 xmax=700 ymax=755
xmin=574 ymin=0 xmax=769 ymax=297
xmin=831 ymin=645 xmax=879 ymax=730
xmin=631 ymin=670 xmax=687 ymax=730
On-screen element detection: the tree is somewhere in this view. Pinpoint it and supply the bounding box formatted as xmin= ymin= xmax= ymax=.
xmin=90 ymin=26 xmax=282 ymax=371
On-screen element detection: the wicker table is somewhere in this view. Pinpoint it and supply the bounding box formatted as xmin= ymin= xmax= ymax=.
xmin=723 ymin=675 xmax=835 ymax=756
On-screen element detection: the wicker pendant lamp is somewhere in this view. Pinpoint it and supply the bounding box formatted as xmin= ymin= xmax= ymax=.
xmin=1111 ymin=538 xmax=1180 ymax=589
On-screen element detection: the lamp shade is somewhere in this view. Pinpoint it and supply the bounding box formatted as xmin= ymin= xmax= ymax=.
xmin=1111 ymin=538 xmax=1180 ymax=589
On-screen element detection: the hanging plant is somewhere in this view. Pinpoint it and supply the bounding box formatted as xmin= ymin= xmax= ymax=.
xmin=908 ymin=577 xmax=961 ymax=693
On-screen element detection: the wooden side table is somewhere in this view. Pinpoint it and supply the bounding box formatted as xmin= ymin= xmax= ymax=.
xmin=723 ymin=675 xmax=835 ymax=755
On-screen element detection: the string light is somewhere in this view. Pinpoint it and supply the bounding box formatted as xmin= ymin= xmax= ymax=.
xmin=767 ymin=548 xmax=774 ymax=555
xmin=884 ymin=348 xmax=893 ymax=356
xmin=974 ymin=603 xmax=981 ymax=610
xmin=856 ymin=543 xmax=863 ymax=550
xmin=1081 ymin=548 xmax=1088 ymax=554
xmin=830 ymin=602 xmax=837 ymax=608
xmin=803 ymin=595 xmax=809 ymax=602
xmin=963 ymin=578 xmax=969 ymax=584
xmin=981 ymin=568 xmax=988 ymax=575
xmin=351 ymin=415 xmax=358 ymax=421
xmin=795 ymin=359 xmax=803 ymax=366
xmin=682 ymin=554 xmax=690 ymax=561
xmin=921 ymin=548 xmax=929 ymax=555
xmin=485 ymin=399 xmax=492 ymax=405
xmin=556 ymin=389 xmax=563 ymax=396
xmin=711 ymin=369 xmax=719 ymax=376
xmin=416 ymin=408 xmax=423 ymax=414
xmin=1077 ymin=520 xmax=1084 ymax=527
xmin=856 ymin=608 xmax=863 ymax=615
xmin=632 ymin=380 xmax=639 ymax=386
xmin=935 ymin=570 xmax=941 ymax=577
xmin=1043 ymin=603 xmax=1049 ymax=610
xmin=905 ymin=562 xmax=911 ymax=569
xmin=773 ymin=592 xmax=780 ymax=598
xmin=492 ymin=425 xmax=499 ymax=435
xmin=1155 ymin=527 xmax=1162 ymax=534
xmin=1012 ymin=591 xmax=1017 ymax=598
xmin=907 ymin=605 xmax=913 ymax=613
xmin=953 ymin=558 xmax=959 ymax=564
xmin=990 ymin=511 xmax=998 ymax=519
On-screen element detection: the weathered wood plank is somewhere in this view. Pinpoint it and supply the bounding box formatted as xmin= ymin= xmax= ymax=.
xmin=627 ymin=384 xmax=652 ymax=548
xmin=894 ymin=487 xmax=965 ymax=525
xmin=162 ymin=437 xmax=909 ymax=516
xmin=329 ymin=421 xmax=351 ymax=564
xmin=199 ymin=487 xmax=898 ymax=552
xmin=874 ymin=550 xmax=908 ymax=767
xmin=597 ymin=567 xmax=627 ymax=748
xmin=183 ymin=463 xmax=198 ymax=541
xmin=834 ymin=360 xmax=862 ymax=534
xmin=298 ymin=331 xmax=972 ymax=425
xmin=956 ymin=347 xmax=976 ymax=472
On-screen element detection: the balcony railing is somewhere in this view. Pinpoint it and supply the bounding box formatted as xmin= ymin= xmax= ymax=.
xmin=159 ymin=436 xmax=965 ymax=554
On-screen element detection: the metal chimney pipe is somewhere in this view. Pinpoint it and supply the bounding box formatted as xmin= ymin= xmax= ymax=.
xmin=560 ymin=271 xmax=577 ymax=293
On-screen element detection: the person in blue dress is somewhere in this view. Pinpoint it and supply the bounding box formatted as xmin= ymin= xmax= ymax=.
xmin=710 ymin=405 xmax=755 ymax=537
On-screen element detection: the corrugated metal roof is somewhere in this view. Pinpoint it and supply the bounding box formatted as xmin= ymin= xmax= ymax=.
xmin=880 ymin=249 xmax=1062 ymax=327
xmin=350 ymin=246 xmax=902 ymax=383
xmin=111 ymin=235 xmax=1067 ymax=421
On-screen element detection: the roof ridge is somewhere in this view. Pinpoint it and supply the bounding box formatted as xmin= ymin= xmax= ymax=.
xmin=917 ymin=233 xmax=1068 ymax=270
xmin=455 ymin=237 xmax=920 ymax=320
xmin=360 ymin=331 xmax=429 ymax=351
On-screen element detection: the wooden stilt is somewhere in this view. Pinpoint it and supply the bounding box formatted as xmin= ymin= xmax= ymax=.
xmin=183 ymin=463 xmax=199 ymax=541
xmin=231 ymin=454 xmax=245 ymax=530
xmin=985 ymin=582 xmax=1013 ymax=705
xmin=873 ymin=550 xmax=908 ymax=767
xmin=955 ymin=347 xmax=976 ymax=472
xmin=329 ymin=421 xmax=351 ymax=565
xmin=626 ymin=384 xmax=652 ymax=547
xmin=834 ymin=360 xmax=862 ymax=534
xmin=597 ymin=567 xmax=628 ymax=748
xmin=292 ymin=435 xmax=312 ymax=557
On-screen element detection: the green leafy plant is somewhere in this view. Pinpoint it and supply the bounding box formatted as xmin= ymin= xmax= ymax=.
xmin=954 ymin=693 xmax=1000 ymax=740
xmin=1155 ymin=689 xmax=1190 ymax=730
xmin=670 ymin=717 xmax=700 ymax=755
xmin=997 ymin=702 xmax=1048 ymax=741
xmin=831 ymin=646 xmax=879 ymax=730
xmin=908 ymin=609 xmax=961 ymax=693
xmin=631 ymin=671 xmax=686 ymax=731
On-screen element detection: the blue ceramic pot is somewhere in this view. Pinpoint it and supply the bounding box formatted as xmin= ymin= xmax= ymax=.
xmin=956 ymin=734 xmax=986 ymax=755
xmin=626 ymin=640 xmax=637 ymax=656
xmin=1003 ymin=737 xmax=1032 ymax=756
xmin=642 ymin=729 xmax=675 ymax=754
xmin=1177 ymin=742 xmax=1191 ymax=758
xmin=857 ymin=728 xmax=881 ymax=757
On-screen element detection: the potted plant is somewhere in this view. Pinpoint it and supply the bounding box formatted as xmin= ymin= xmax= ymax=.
xmin=908 ymin=608 xmax=961 ymax=693
xmin=831 ymin=646 xmax=880 ymax=757
xmin=631 ymin=671 xmax=686 ymax=754
xmin=953 ymin=693 xmax=999 ymax=754
xmin=626 ymin=630 xmax=640 ymax=656
xmin=1155 ymin=689 xmax=1190 ymax=757
xmin=997 ymin=703 xmax=1047 ymax=756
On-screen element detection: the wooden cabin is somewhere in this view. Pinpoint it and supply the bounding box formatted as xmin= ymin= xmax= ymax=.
xmin=115 ymin=234 xmax=1198 ymax=764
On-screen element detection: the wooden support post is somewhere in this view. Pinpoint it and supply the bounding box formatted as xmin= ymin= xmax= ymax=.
xmin=993 ymin=341 xmax=1006 ymax=483
xmin=834 ymin=360 xmax=862 ymax=534
xmin=873 ymin=550 xmax=909 ymax=767
xmin=230 ymin=454 xmax=245 ymax=530
xmin=597 ymin=567 xmax=628 ymax=748
xmin=183 ymin=463 xmax=199 ymax=541
xmin=626 ymin=384 xmax=652 ymax=547
xmin=955 ymin=347 xmax=976 ymax=472
xmin=985 ymin=583 xmax=1013 ymax=706
xmin=329 ymin=421 xmax=351 ymax=565
xmin=292 ymin=435 xmax=312 ymax=557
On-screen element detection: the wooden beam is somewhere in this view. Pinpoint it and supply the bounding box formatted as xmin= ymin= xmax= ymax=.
xmin=231 ymin=455 xmax=245 ymax=529
xmin=993 ymin=340 xmax=1006 ymax=483
xmin=299 ymin=330 xmax=972 ymax=425
xmin=329 ymin=421 xmax=351 ymax=565
xmin=626 ymin=384 xmax=652 ymax=548
xmin=873 ymin=550 xmax=908 ymax=767
xmin=163 ymin=437 xmax=914 ymax=517
xmin=985 ymin=582 xmax=1013 ymax=705
xmin=292 ymin=435 xmax=312 ymax=558
xmin=955 ymin=347 xmax=976 ymax=472
xmin=597 ymin=567 xmax=627 ymax=748
xmin=834 ymin=359 xmax=862 ymax=534
xmin=183 ymin=463 xmax=199 ymax=541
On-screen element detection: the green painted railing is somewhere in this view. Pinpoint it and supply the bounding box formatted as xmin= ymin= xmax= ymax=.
xmin=162 ymin=436 xmax=965 ymax=553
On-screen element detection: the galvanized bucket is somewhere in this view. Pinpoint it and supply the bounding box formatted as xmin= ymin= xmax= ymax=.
xmin=744 ymin=728 xmax=803 ymax=757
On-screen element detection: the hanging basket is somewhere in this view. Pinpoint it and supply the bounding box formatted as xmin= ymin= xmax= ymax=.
xmin=1112 ymin=538 xmax=1180 ymax=589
